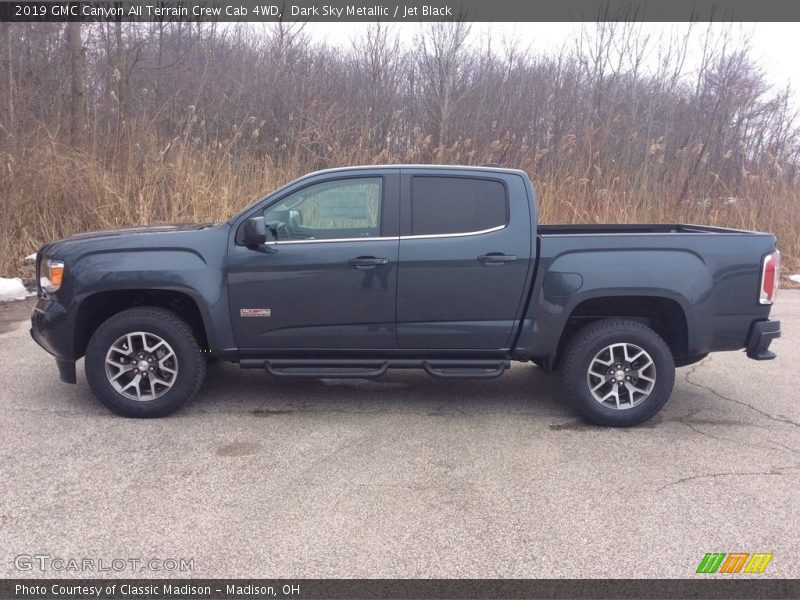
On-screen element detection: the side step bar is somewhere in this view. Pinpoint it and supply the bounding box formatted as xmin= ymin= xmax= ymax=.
xmin=239 ymin=358 xmax=510 ymax=380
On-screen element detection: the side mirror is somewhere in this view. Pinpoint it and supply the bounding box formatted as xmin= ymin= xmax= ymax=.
xmin=242 ymin=216 xmax=267 ymax=247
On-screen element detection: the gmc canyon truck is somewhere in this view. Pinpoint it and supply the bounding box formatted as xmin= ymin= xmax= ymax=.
xmin=31 ymin=165 xmax=781 ymax=426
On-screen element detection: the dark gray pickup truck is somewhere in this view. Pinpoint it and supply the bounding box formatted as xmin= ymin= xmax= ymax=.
xmin=31 ymin=165 xmax=781 ymax=426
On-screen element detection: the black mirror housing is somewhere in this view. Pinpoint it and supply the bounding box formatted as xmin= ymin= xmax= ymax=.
xmin=243 ymin=216 xmax=267 ymax=247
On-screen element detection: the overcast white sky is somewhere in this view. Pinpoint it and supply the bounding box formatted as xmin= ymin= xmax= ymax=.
xmin=301 ymin=22 xmax=799 ymax=96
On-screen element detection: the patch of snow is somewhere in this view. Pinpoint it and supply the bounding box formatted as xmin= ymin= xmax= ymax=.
xmin=24 ymin=253 xmax=37 ymax=261
xmin=0 ymin=277 xmax=34 ymax=302
xmin=789 ymin=274 xmax=800 ymax=283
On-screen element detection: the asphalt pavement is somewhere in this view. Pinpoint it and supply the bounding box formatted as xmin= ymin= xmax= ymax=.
xmin=1 ymin=293 xmax=798 ymax=578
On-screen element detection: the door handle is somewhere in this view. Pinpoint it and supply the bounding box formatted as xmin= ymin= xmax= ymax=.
xmin=478 ymin=253 xmax=518 ymax=265
xmin=348 ymin=256 xmax=389 ymax=269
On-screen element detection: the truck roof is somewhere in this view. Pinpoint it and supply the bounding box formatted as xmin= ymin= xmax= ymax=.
xmin=300 ymin=164 xmax=528 ymax=177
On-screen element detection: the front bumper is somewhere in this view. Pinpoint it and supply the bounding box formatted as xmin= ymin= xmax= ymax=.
xmin=30 ymin=296 xmax=77 ymax=383
xmin=745 ymin=319 xmax=781 ymax=360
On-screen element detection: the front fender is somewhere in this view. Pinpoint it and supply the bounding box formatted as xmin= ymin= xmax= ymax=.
xmin=71 ymin=248 xmax=231 ymax=351
xmin=31 ymin=224 xmax=235 ymax=361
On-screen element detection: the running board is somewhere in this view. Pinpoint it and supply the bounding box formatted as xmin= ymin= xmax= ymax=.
xmin=239 ymin=358 xmax=510 ymax=380
xmin=422 ymin=360 xmax=508 ymax=379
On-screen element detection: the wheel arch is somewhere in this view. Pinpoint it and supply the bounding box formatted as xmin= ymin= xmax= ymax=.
xmin=546 ymin=295 xmax=689 ymax=370
xmin=74 ymin=289 xmax=210 ymax=359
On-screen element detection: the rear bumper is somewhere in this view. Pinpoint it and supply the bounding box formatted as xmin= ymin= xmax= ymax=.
xmin=745 ymin=319 xmax=781 ymax=360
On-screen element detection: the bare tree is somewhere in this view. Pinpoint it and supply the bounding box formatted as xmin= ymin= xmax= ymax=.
xmin=0 ymin=23 xmax=13 ymax=136
xmin=414 ymin=21 xmax=472 ymax=151
xmin=66 ymin=22 xmax=85 ymax=147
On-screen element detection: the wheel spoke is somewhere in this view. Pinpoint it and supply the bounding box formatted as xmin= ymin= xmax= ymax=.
xmin=594 ymin=352 xmax=614 ymax=366
xmin=109 ymin=365 xmax=135 ymax=382
xmin=107 ymin=359 xmax=129 ymax=369
xmin=120 ymin=374 xmax=142 ymax=399
xmin=626 ymin=381 xmax=650 ymax=397
xmin=158 ymin=355 xmax=177 ymax=375
xmin=110 ymin=339 xmax=132 ymax=358
xmin=149 ymin=376 xmax=171 ymax=389
xmin=624 ymin=345 xmax=645 ymax=363
xmin=146 ymin=338 xmax=166 ymax=353
xmin=599 ymin=386 xmax=620 ymax=409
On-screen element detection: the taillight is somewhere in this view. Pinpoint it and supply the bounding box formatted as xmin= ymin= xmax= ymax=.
xmin=759 ymin=250 xmax=780 ymax=305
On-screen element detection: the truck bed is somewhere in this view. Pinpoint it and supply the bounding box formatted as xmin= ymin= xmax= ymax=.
xmin=525 ymin=221 xmax=778 ymax=365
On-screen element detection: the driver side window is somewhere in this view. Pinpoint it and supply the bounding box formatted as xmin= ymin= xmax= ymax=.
xmin=263 ymin=177 xmax=382 ymax=241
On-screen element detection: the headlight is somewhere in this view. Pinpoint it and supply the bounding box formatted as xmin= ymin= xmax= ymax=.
xmin=40 ymin=259 xmax=64 ymax=293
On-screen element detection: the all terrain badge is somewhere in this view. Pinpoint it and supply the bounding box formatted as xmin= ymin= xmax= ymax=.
xmin=240 ymin=308 xmax=271 ymax=317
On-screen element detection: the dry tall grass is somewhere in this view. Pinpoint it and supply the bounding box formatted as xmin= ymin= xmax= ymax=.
xmin=1 ymin=22 xmax=799 ymax=278
xmin=3 ymin=120 xmax=797 ymax=278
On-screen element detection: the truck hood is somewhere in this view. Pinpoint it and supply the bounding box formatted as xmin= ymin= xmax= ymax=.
xmin=38 ymin=222 xmax=229 ymax=264
xmin=61 ymin=223 xmax=214 ymax=242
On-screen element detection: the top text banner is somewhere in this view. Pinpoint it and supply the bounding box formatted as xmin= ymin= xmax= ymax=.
xmin=3 ymin=0 xmax=800 ymax=22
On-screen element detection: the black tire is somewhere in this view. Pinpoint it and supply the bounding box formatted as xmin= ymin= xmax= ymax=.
xmin=85 ymin=307 xmax=206 ymax=417
xmin=561 ymin=319 xmax=675 ymax=427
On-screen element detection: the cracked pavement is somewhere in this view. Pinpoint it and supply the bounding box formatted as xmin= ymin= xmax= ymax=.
xmin=1 ymin=293 xmax=798 ymax=578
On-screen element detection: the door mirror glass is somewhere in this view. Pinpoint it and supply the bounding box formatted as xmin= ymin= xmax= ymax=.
xmin=242 ymin=216 xmax=267 ymax=247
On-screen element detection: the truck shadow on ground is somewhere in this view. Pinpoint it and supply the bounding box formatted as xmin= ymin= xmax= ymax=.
xmin=192 ymin=361 xmax=703 ymax=432
xmin=193 ymin=361 xmax=573 ymax=420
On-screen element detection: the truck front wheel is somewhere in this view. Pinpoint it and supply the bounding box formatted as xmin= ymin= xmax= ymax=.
xmin=85 ymin=307 xmax=206 ymax=417
xmin=561 ymin=319 xmax=675 ymax=427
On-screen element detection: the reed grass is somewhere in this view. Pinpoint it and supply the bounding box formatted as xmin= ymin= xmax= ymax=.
xmin=2 ymin=119 xmax=797 ymax=279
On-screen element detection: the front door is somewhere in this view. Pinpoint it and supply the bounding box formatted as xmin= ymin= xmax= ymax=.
xmin=228 ymin=171 xmax=400 ymax=350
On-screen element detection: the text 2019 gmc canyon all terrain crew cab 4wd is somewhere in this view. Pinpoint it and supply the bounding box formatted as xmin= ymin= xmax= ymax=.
xmin=31 ymin=165 xmax=781 ymax=426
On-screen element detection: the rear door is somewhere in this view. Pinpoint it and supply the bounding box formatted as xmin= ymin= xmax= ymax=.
xmin=396 ymin=169 xmax=533 ymax=349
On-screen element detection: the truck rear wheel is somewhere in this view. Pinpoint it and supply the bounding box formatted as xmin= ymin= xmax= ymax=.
xmin=561 ymin=319 xmax=675 ymax=427
xmin=85 ymin=307 xmax=206 ymax=417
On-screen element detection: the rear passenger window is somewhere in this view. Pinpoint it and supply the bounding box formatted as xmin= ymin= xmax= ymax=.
xmin=410 ymin=176 xmax=507 ymax=236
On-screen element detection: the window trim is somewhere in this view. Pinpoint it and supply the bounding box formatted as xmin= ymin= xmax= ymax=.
xmin=265 ymin=236 xmax=399 ymax=245
xmin=262 ymin=223 xmax=506 ymax=245
xmin=399 ymin=224 xmax=506 ymax=240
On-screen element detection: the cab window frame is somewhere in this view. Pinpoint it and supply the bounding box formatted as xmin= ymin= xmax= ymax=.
xmin=402 ymin=174 xmax=510 ymax=238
